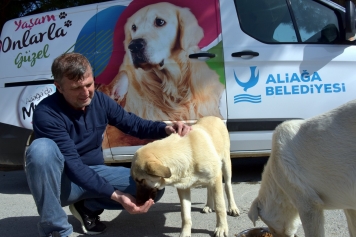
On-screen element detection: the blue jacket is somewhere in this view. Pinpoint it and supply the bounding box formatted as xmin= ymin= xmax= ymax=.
xmin=33 ymin=90 xmax=167 ymax=198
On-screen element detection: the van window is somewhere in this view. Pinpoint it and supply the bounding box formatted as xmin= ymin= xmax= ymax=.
xmin=290 ymin=0 xmax=340 ymax=43
xmin=235 ymin=0 xmax=341 ymax=44
xmin=235 ymin=0 xmax=297 ymax=43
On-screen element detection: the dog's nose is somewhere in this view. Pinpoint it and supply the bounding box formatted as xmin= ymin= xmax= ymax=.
xmin=128 ymin=39 xmax=146 ymax=53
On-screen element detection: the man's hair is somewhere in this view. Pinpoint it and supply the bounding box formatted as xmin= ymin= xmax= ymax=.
xmin=52 ymin=52 xmax=92 ymax=83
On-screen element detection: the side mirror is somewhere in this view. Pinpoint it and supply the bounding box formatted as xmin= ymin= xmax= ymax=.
xmin=345 ymin=0 xmax=356 ymax=41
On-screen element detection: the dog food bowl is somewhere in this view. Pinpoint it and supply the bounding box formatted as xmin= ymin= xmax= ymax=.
xmin=235 ymin=227 xmax=272 ymax=237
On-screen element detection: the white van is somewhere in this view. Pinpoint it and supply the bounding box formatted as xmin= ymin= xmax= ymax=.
xmin=1 ymin=0 xmax=356 ymax=163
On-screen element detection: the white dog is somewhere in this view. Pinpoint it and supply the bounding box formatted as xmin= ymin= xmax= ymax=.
xmin=248 ymin=99 xmax=356 ymax=237
xmin=131 ymin=116 xmax=240 ymax=237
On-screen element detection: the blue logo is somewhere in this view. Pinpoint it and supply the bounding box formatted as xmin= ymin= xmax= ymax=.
xmin=234 ymin=66 xmax=261 ymax=103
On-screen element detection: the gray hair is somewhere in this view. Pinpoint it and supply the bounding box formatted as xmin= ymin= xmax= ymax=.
xmin=51 ymin=52 xmax=93 ymax=84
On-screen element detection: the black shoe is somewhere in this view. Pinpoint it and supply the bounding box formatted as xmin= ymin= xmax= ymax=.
xmin=69 ymin=200 xmax=106 ymax=235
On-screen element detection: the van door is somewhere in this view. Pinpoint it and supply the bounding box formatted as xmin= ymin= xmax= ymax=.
xmin=96 ymin=0 xmax=226 ymax=162
xmin=221 ymin=0 xmax=356 ymax=155
xmin=71 ymin=1 xmax=131 ymax=162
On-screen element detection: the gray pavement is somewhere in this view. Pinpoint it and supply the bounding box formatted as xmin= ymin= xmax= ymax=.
xmin=0 ymin=158 xmax=349 ymax=237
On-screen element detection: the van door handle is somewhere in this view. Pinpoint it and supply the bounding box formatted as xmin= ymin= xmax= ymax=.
xmin=189 ymin=52 xmax=216 ymax=59
xmin=232 ymin=51 xmax=259 ymax=57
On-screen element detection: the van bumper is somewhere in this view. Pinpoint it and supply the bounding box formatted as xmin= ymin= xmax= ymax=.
xmin=229 ymin=130 xmax=273 ymax=158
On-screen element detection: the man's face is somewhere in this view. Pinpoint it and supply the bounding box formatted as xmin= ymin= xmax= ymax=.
xmin=54 ymin=67 xmax=95 ymax=110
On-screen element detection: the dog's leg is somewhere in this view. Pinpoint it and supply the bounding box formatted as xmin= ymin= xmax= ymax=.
xmin=344 ymin=209 xmax=356 ymax=237
xmin=298 ymin=205 xmax=325 ymax=237
xmin=177 ymin=188 xmax=192 ymax=237
xmin=110 ymin=71 xmax=128 ymax=103
xmin=202 ymin=187 xmax=214 ymax=213
xmin=222 ymin=154 xmax=240 ymax=216
xmin=212 ymin=175 xmax=229 ymax=237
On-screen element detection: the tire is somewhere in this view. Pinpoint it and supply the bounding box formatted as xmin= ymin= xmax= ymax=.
xmin=23 ymin=131 xmax=35 ymax=171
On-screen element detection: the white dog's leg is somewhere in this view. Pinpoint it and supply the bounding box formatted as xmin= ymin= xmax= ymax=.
xmin=177 ymin=188 xmax=192 ymax=237
xmin=222 ymin=155 xmax=240 ymax=216
xmin=202 ymin=187 xmax=214 ymax=213
xmin=299 ymin=206 xmax=324 ymax=237
xmin=344 ymin=209 xmax=356 ymax=237
xmin=212 ymin=176 xmax=229 ymax=237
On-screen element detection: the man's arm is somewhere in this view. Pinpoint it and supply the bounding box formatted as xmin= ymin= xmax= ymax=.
xmin=100 ymin=92 xmax=191 ymax=138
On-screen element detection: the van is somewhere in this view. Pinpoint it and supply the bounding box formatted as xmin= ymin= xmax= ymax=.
xmin=1 ymin=0 xmax=356 ymax=164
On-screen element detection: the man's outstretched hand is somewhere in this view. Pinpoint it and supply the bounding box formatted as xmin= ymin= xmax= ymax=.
xmin=111 ymin=190 xmax=154 ymax=214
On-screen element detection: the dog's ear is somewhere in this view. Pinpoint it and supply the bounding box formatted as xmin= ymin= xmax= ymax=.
xmin=145 ymin=161 xmax=172 ymax=178
xmin=248 ymin=198 xmax=261 ymax=227
xmin=177 ymin=7 xmax=204 ymax=52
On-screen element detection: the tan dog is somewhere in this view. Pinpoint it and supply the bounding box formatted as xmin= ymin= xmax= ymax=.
xmin=131 ymin=116 xmax=239 ymax=237
xmin=103 ymin=2 xmax=224 ymax=121
xmin=248 ymin=99 xmax=356 ymax=237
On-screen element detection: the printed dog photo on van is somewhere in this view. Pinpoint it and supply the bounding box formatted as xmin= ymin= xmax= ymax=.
xmin=96 ymin=0 xmax=225 ymax=148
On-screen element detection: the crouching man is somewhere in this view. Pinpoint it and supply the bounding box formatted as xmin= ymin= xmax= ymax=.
xmin=25 ymin=52 xmax=191 ymax=237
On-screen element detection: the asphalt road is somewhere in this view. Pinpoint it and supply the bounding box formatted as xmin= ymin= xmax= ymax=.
xmin=0 ymin=158 xmax=349 ymax=237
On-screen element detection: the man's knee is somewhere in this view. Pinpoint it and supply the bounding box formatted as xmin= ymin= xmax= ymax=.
xmin=26 ymin=138 xmax=63 ymax=167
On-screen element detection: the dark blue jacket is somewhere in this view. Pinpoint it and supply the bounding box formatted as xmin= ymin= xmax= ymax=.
xmin=33 ymin=90 xmax=167 ymax=198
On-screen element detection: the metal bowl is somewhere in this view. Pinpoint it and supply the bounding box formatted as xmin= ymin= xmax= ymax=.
xmin=235 ymin=227 xmax=272 ymax=237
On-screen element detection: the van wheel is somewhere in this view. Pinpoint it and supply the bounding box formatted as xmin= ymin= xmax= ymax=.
xmin=23 ymin=131 xmax=35 ymax=171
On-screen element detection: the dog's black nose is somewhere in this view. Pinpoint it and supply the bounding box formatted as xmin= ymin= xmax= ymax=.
xmin=128 ymin=39 xmax=146 ymax=53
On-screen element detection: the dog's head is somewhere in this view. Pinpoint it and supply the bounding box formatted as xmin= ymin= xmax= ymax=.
xmin=130 ymin=150 xmax=172 ymax=205
xmin=248 ymin=195 xmax=301 ymax=237
xmin=124 ymin=2 xmax=203 ymax=70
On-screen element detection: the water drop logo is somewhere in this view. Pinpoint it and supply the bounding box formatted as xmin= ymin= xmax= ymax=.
xmin=233 ymin=66 xmax=261 ymax=104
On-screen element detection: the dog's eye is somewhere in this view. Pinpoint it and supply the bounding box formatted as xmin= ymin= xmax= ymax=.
xmin=155 ymin=18 xmax=166 ymax=27
xmin=131 ymin=24 xmax=137 ymax=31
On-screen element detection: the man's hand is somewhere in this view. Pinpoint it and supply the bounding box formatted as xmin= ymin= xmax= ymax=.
xmin=165 ymin=121 xmax=192 ymax=136
xmin=111 ymin=190 xmax=154 ymax=214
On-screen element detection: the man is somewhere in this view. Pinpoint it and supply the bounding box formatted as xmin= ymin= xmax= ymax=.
xmin=25 ymin=52 xmax=191 ymax=237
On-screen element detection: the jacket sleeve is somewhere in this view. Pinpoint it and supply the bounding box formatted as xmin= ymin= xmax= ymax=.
xmin=99 ymin=92 xmax=168 ymax=139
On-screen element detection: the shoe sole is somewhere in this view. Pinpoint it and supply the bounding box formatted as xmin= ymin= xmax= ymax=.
xmin=69 ymin=204 xmax=104 ymax=235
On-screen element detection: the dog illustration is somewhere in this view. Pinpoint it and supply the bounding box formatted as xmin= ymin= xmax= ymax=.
xmin=131 ymin=116 xmax=239 ymax=237
xmin=248 ymin=99 xmax=356 ymax=237
xmin=99 ymin=2 xmax=224 ymax=148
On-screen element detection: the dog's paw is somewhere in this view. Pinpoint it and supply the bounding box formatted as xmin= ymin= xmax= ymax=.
xmin=227 ymin=207 xmax=240 ymax=217
xmin=213 ymin=227 xmax=228 ymax=237
xmin=201 ymin=205 xmax=213 ymax=213
xmin=179 ymin=230 xmax=191 ymax=237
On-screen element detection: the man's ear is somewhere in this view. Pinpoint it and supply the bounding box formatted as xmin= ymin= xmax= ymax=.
xmin=248 ymin=198 xmax=261 ymax=226
xmin=145 ymin=161 xmax=172 ymax=178
xmin=54 ymin=81 xmax=62 ymax=93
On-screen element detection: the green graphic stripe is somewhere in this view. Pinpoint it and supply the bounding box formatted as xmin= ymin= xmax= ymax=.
xmin=206 ymin=41 xmax=225 ymax=85
xmin=96 ymin=31 xmax=113 ymax=52
xmin=76 ymin=35 xmax=96 ymax=53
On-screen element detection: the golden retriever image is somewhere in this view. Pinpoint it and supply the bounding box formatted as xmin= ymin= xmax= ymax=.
xmin=248 ymin=99 xmax=356 ymax=237
xmin=99 ymin=2 xmax=224 ymax=148
xmin=131 ymin=116 xmax=239 ymax=237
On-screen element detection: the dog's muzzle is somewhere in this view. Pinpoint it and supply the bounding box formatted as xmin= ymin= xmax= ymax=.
xmin=136 ymin=184 xmax=158 ymax=206
xmin=128 ymin=38 xmax=164 ymax=69
xmin=129 ymin=38 xmax=148 ymax=67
